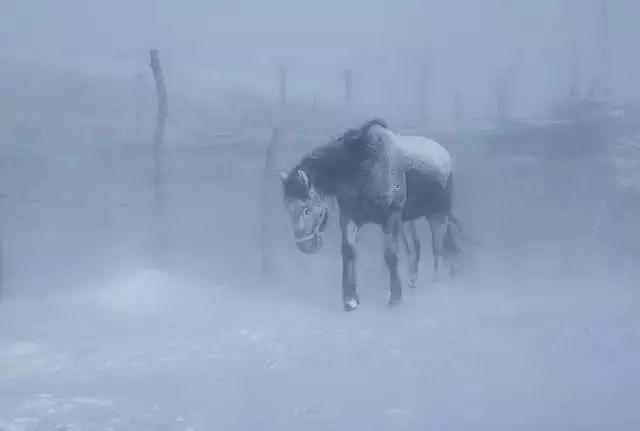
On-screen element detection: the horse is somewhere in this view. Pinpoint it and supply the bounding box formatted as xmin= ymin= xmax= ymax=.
xmin=280 ymin=119 xmax=461 ymax=311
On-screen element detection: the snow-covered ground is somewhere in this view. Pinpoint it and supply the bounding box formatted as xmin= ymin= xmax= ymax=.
xmin=2 ymin=74 xmax=640 ymax=428
xmin=1 ymin=260 xmax=639 ymax=431
xmin=1 ymin=132 xmax=639 ymax=430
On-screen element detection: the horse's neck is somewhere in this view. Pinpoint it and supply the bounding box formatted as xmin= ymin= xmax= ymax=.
xmin=300 ymin=161 xmax=334 ymax=197
xmin=300 ymin=143 xmax=350 ymax=196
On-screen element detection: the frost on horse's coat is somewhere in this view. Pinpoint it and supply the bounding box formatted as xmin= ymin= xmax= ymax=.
xmin=390 ymin=132 xmax=452 ymax=188
xmin=280 ymin=119 xmax=461 ymax=311
xmin=348 ymin=124 xmax=453 ymax=223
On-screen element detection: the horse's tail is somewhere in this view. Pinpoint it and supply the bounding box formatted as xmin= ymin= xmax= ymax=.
xmin=445 ymin=172 xmax=454 ymax=212
xmin=447 ymin=212 xmax=482 ymax=248
xmin=444 ymin=173 xmax=482 ymax=249
xmin=441 ymin=173 xmax=459 ymax=257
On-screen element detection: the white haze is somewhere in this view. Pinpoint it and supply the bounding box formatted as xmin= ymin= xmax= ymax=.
xmin=1 ymin=1 xmax=640 ymax=430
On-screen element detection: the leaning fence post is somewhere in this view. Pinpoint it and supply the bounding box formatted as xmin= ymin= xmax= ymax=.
xmin=149 ymin=49 xmax=168 ymax=259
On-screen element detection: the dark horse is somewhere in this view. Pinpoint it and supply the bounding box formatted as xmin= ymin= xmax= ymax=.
xmin=280 ymin=119 xmax=461 ymax=311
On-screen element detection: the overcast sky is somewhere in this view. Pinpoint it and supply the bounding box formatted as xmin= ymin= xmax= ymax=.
xmin=3 ymin=0 xmax=639 ymax=125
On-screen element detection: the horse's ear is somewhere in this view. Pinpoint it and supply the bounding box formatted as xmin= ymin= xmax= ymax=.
xmin=278 ymin=171 xmax=288 ymax=182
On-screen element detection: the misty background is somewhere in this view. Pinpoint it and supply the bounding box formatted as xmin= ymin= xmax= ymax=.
xmin=5 ymin=0 xmax=640 ymax=122
xmin=1 ymin=1 xmax=639 ymax=430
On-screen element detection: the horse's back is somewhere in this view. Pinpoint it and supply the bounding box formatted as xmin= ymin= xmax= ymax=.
xmin=384 ymin=130 xmax=451 ymax=187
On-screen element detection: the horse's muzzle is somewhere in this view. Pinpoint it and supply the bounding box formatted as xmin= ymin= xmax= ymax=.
xmin=296 ymin=234 xmax=322 ymax=254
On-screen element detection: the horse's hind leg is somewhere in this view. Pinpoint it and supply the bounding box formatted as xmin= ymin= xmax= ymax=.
xmin=384 ymin=212 xmax=403 ymax=305
xmin=427 ymin=213 xmax=447 ymax=278
xmin=443 ymin=217 xmax=462 ymax=277
xmin=401 ymin=220 xmax=420 ymax=288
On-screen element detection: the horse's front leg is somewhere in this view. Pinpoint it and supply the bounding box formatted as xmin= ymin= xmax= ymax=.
xmin=340 ymin=213 xmax=360 ymax=311
xmin=401 ymin=220 xmax=420 ymax=289
xmin=384 ymin=211 xmax=403 ymax=306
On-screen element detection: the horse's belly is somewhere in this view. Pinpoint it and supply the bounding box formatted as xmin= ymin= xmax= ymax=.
xmin=337 ymin=196 xmax=389 ymax=225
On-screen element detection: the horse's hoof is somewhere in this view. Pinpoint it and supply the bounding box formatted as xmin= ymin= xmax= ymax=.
xmin=343 ymin=298 xmax=360 ymax=312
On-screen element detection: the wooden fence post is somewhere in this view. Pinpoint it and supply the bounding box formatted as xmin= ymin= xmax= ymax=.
xmin=278 ymin=65 xmax=288 ymax=127
xmin=260 ymin=63 xmax=290 ymax=282
xmin=261 ymin=125 xmax=282 ymax=282
xmin=342 ymin=69 xmax=353 ymax=128
xmin=418 ymin=59 xmax=429 ymax=129
xmin=149 ymin=49 xmax=168 ymax=258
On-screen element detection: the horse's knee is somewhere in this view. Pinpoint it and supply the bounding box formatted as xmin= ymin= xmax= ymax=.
xmin=384 ymin=249 xmax=398 ymax=268
xmin=406 ymin=241 xmax=419 ymax=264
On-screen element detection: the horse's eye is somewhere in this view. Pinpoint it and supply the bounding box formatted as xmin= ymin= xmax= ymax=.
xmin=302 ymin=207 xmax=311 ymax=217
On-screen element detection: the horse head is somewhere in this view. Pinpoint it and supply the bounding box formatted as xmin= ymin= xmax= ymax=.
xmin=280 ymin=168 xmax=329 ymax=254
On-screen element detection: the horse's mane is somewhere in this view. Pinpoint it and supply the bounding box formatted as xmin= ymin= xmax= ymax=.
xmin=283 ymin=142 xmax=344 ymax=199
xmin=360 ymin=118 xmax=388 ymax=131
xmin=307 ymin=118 xmax=388 ymax=163
xmin=285 ymin=119 xmax=389 ymax=197
xmin=339 ymin=118 xmax=388 ymax=141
